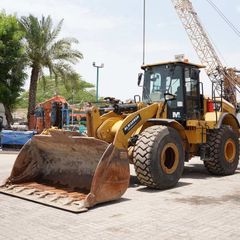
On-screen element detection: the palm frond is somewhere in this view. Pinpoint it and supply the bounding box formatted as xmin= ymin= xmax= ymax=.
xmin=50 ymin=18 xmax=64 ymax=42
xmin=21 ymin=14 xmax=86 ymax=104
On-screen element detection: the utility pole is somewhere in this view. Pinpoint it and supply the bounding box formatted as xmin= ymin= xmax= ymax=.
xmin=142 ymin=0 xmax=146 ymax=65
xmin=93 ymin=62 xmax=104 ymax=102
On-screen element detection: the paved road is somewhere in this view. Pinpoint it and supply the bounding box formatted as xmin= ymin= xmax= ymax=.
xmin=0 ymin=153 xmax=240 ymax=240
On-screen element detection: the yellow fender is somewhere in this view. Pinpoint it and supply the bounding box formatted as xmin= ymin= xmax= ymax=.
xmin=217 ymin=113 xmax=240 ymax=135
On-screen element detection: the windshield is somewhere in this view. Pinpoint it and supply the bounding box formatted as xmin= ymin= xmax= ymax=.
xmin=142 ymin=64 xmax=183 ymax=103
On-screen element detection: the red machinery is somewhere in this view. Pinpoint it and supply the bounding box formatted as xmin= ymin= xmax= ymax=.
xmin=31 ymin=96 xmax=69 ymax=133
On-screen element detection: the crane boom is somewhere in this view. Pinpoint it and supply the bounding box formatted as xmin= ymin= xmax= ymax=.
xmin=172 ymin=0 xmax=240 ymax=106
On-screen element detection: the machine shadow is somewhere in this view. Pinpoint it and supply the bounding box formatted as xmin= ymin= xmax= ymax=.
xmin=129 ymin=174 xmax=191 ymax=193
xmin=136 ymin=181 xmax=192 ymax=193
xmin=182 ymin=162 xmax=240 ymax=179
xmin=181 ymin=163 xmax=212 ymax=179
xmin=129 ymin=161 xmax=240 ymax=193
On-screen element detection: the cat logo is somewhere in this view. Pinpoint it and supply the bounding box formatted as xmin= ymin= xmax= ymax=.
xmin=172 ymin=112 xmax=181 ymax=118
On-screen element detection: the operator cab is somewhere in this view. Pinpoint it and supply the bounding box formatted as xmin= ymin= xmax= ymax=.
xmin=141 ymin=61 xmax=205 ymax=123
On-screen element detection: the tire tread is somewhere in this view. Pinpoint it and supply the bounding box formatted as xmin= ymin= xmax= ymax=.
xmin=204 ymin=126 xmax=238 ymax=175
xmin=133 ymin=125 xmax=167 ymax=188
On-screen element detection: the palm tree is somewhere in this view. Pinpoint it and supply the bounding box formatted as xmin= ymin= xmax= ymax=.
xmin=20 ymin=15 xmax=83 ymax=128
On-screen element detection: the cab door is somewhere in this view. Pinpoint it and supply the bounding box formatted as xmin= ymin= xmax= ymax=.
xmin=184 ymin=68 xmax=201 ymax=120
xmin=166 ymin=66 xmax=185 ymax=121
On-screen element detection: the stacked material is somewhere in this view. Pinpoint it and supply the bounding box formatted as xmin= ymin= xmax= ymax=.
xmin=0 ymin=130 xmax=35 ymax=148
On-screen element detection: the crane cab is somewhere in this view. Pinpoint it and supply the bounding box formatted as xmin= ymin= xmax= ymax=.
xmin=141 ymin=61 xmax=205 ymax=123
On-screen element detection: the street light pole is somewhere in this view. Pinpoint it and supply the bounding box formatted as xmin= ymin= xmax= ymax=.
xmin=93 ymin=62 xmax=104 ymax=102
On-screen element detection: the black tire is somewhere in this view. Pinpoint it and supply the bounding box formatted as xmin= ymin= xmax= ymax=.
xmin=133 ymin=125 xmax=184 ymax=189
xmin=204 ymin=125 xmax=239 ymax=175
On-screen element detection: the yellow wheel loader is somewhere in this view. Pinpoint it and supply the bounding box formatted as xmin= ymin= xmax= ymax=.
xmin=1 ymin=61 xmax=239 ymax=212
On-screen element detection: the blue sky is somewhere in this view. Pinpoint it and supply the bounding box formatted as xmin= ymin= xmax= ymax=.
xmin=1 ymin=0 xmax=240 ymax=100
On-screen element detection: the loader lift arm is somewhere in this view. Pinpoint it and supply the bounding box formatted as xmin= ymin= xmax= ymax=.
xmin=113 ymin=103 xmax=159 ymax=149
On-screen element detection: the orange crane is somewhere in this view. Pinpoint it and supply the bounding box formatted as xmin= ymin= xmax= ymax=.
xmin=171 ymin=0 xmax=240 ymax=107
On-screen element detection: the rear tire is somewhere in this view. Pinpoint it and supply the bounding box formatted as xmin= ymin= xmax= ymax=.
xmin=204 ymin=125 xmax=239 ymax=175
xmin=133 ymin=125 xmax=184 ymax=189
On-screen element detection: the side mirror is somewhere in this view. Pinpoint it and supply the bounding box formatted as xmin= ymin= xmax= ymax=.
xmin=137 ymin=73 xmax=143 ymax=86
xmin=164 ymin=93 xmax=176 ymax=101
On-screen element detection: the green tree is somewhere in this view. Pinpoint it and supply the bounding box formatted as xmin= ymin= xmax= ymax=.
xmin=0 ymin=11 xmax=26 ymax=127
xmin=20 ymin=15 xmax=83 ymax=127
xmin=16 ymin=75 xmax=95 ymax=108
xmin=37 ymin=74 xmax=95 ymax=104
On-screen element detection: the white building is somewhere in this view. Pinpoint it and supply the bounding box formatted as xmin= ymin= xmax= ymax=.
xmin=0 ymin=103 xmax=7 ymax=126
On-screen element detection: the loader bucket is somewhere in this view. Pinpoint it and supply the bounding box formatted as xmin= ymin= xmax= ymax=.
xmin=0 ymin=131 xmax=130 ymax=213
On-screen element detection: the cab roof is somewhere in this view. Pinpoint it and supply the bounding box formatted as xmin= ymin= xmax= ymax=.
xmin=141 ymin=61 xmax=205 ymax=70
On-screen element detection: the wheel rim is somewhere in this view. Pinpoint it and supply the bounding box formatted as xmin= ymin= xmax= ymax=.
xmin=160 ymin=143 xmax=179 ymax=174
xmin=224 ymin=139 xmax=236 ymax=163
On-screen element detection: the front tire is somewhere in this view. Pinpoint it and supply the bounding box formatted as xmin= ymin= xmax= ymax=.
xmin=133 ymin=125 xmax=184 ymax=189
xmin=204 ymin=125 xmax=239 ymax=175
